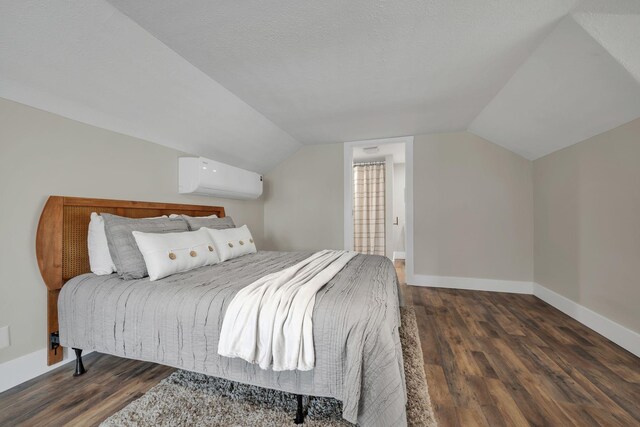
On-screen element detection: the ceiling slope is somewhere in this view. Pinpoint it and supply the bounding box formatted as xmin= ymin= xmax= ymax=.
xmin=107 ymin=0 xmax=578 ymax=145
xmin=469 ymin=15 xmax=640 ymax=160
xmin=573 ymin=12 xmax=640 ymax=84
xmin=0 ymin=1 xmax=300 ymax=173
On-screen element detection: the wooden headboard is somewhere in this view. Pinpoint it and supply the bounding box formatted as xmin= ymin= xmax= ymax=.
xmin=36 ymin=196 xmax=225 ymax=365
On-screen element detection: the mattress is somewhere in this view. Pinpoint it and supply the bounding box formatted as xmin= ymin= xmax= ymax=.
xmin=59 ymin=251 xmax=406 ymax=426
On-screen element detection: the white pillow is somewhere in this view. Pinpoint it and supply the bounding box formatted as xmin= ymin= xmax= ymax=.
xmin=132 ymin=228 xmax=220 ymax=281
xmin=88 ymin=212 xmax=117 ymax=275
xmin=207 ymin=225 xmax=257 ymax=262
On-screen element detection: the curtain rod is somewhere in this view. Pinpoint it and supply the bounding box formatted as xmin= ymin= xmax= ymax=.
xmin=353 ymin=160 xmax=385 ymax=166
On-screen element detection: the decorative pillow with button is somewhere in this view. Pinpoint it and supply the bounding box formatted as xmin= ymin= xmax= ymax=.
xmin=206 ymin=225 xmax=257 ymax=262
xmin=132 ymin=228 xmax=220 ymax=281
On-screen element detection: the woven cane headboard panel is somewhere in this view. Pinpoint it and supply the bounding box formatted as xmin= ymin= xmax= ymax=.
xmin=62 ymin=205 xmax=108 ymax=281
xmin=36 ymin=196 xmax=225 ymax=365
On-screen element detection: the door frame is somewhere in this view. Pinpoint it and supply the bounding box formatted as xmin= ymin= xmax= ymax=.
xmin=343 ymin=136 xmax=415 ymax=282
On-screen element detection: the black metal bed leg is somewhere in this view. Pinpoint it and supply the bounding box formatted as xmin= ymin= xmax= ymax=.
xmin=294 ymin=394 xmax=305 ymax=424
xmin=72 ymin=348 xmax=86 ymax=377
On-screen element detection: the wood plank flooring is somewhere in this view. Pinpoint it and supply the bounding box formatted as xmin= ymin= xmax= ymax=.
xmin=0 ymin=353 xmax=173 ymax=426
xmin=401 ymin=267 xmax=640 ymax=426
xmin=1 ymin=262 xmax=638 ymax=426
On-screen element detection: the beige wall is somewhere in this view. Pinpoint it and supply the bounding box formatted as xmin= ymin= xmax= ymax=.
xmin=263 ymin=144 xmax=344 ymax=251
xmin=0 ymin=98 xmax=265 ymax=364
xmin=413 ymin=132 xmax=534 ymax=281
xmin=263 ymin=132 xmax=534 ymax=282
xmin=8 ymin=90 xmax=635 ymax=366
xmin=534 ymin=117 xmax=640 ymax=334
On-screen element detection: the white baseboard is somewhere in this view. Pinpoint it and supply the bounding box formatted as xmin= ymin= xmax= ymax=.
xmin=409 ymin=273 xmax=534 ymax=294
xmin=0 ymin=347 xmax=93 ymax=393
xmin=533 ymin=283 xmax=640 ymax=358
xmin=392 ymin=251 xmax=406 ymax=261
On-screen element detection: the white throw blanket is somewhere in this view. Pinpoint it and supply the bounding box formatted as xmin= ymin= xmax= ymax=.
xmin=218 ymin=250 xmax=358 ymax=371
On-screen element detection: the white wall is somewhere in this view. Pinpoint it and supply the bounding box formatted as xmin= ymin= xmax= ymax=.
xmin=384 ymin=156 xmax=394 ymax=259
xmin=0 ymin=98 xmax=265 ymax=364
xmin=392 ymin=163 xmax=406 ymax=255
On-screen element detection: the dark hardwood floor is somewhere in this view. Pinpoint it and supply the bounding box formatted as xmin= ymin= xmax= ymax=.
xmin=1 ymin=262 xmax=638 ymax=426
xmin=399 ymin=263 xmax=640 ymax=427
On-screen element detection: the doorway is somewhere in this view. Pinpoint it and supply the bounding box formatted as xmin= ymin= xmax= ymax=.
xmin=343 ymin=137 xmax=414 ymax=275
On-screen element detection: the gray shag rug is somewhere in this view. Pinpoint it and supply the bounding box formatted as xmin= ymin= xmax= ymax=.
xmin=101 ymin=307 xmax=436 ymax=426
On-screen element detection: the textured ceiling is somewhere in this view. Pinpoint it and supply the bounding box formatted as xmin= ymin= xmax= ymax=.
xmin=1 ymin=1 xmax=639 ymax=171
xmin=107 ymin=0 xmax=579 ymax=146
xmin=106 ymin=0 xmax=640 ymax=159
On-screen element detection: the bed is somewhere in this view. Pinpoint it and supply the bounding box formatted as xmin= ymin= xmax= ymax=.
xmin=36 ymin=196 xmax=407 ymax=426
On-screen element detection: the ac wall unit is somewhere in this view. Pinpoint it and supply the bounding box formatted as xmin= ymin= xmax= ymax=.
xmin=179 ymin=157 xmax=263 ymax=200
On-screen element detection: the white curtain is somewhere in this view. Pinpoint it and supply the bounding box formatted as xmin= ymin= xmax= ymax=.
xmin=353 ymin=162 xmax=385 ymax=256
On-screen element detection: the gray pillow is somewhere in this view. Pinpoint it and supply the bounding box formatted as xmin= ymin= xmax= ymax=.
xmin=101 ymin=214 xmax=189 ymax=280
xmin=182 ymin=215 xmax=235 ymax=231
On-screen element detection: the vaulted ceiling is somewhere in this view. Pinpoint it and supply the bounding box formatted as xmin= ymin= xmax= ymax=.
xmin=1 ymin=1 xmax=639 ymax=172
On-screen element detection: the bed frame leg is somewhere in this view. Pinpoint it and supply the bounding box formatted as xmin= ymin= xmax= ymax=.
xmin=72 ymin=348 xmax=86 ymax=377
xmin=294 ymin=394 xmax=305 ymax=424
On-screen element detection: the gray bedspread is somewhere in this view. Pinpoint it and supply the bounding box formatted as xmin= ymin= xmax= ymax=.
xmin=59 ymin=251 xmax=406 ymax=426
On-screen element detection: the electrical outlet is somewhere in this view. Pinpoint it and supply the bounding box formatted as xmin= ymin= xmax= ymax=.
xmin=0 ymin=326 xmax=10 ymax=349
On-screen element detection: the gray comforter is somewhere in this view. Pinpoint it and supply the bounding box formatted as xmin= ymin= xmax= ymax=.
xmin=59 ymin=251 xmax=406 ymax=426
